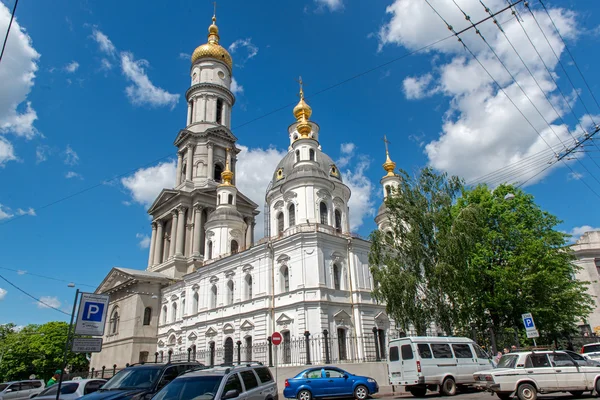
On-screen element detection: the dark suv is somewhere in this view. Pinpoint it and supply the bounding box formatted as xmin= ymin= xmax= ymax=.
xmin=152 ymin=363 xmax=278 ymax=400
xmin=78 ymin=362 xmax=201 ymax=400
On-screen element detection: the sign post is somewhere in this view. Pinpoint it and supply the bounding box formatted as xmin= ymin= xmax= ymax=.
xmin=522 ymin=313 xmax=539 ymax=347
xmin=271 ymin=332 xmax=282 ymax=385
xmin=56 ymin=289 xmax=80 ymax=400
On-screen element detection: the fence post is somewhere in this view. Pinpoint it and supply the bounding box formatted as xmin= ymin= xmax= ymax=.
xmin=101 ymin=366 xmax=105 ymax=379
xmin=90 ymin=368 xmax=95 ymax=378
xmin=304 ymin=331 xmax=312 ymax=365
xmin=160 ymin=351 xmax=164 ymax=362
xmin=236 ymin=341 xmax=242 ymax=365
xmin=155 ymin=352 xmax=159 ymax=363
xmin=372 ymin=327 xmax=381 ymax=362
xmin=471 ymin=323 xmax=477 ymax=343
xmin=168 ymin=349 xmax=173 ymax=363
xmin=323 ymin=330 xmax=330 ymax=364
xmin=267 ymin=337 xmax=273 ymax=367
xmin=488 ymin=323 xmax=497 ymax=355
xmin=209 ymin=342 xmax=215 ymax=367
xmin=113 ymin=364 xmax=117 ymax=376
xmin=126 ymin=363 xmax=130 ymax=368
xmin=187 ymin=347 xmax=192 ymax=362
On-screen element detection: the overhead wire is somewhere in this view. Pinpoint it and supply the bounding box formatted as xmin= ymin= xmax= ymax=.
xmin=0 ymin=266 xmax=96 ymax=288
xmin=0 ymin=0 xmax=19 ymax=65
xmin=0 ymin=273 xmax=71 ymax=316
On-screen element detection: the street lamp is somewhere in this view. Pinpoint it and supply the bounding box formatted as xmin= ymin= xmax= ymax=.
xmin=504 ymin=193 xmax=515 ymax=201
xmin=67 ymin=283 xmax=75 ymax=288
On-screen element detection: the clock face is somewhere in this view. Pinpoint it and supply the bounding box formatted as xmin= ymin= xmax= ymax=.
xmin=218 ymin=71 xmax=225 ymax=79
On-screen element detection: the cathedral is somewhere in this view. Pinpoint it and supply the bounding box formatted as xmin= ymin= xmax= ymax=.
xmin=91 ymin=12 xmax=398 ymax=370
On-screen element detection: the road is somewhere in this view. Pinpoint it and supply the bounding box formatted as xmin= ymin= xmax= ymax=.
xmin=375 ymin=389 xmax=595 ymax=400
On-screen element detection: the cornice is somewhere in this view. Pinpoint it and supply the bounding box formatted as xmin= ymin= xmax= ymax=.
xmin=185 ymin=83 xmax=236 ymax=105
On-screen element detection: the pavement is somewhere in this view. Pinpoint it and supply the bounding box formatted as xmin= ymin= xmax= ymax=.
xmin=372 ymin=388 xmax=594 ymax=400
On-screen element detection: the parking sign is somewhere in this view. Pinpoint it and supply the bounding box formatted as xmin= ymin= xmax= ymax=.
xmin=75 ymin=293 xmax=109 ymax=336
xmin=521 ymin=313 xmax=536 ymax=331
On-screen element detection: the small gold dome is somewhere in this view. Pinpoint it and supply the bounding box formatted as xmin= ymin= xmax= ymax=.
xmin=293 ymin=98 xmax=312 ymax=121
xmin=191 ymin=15 xmax=233 ymax=70
xmin=382 ymin=135 xmax=396 ymax=177
xmin=293 ymin=77 xmax=313 ymax=138
xmin=219 ymin=149 xmax=234 ymax=187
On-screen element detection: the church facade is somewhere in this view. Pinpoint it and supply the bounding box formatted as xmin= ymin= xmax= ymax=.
xmin=91 ymin=13 xmax=397 ymax=370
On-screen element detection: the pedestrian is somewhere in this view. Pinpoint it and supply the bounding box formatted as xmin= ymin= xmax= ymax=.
xmin=503 ymin=347 xmax=510 ymax=354
xmin=47 ymin=370 xmax=61 ymax=387
xmin=511 ymin=345 xmax=517 ymax=352
xmin=495 ymin=351 xmax=503 ymax=364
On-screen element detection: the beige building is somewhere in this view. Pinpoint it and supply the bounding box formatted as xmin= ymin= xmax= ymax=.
xmin=573 ymin=230 xmax=600 ymax=335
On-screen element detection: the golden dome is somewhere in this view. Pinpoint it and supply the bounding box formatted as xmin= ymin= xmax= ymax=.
xmin=219 ymin=149 xmax=234 ymax=187
xmin=382 ymin=136 xmax=396 ymax=177
xmin=191 ymin=15 xmax=233 ymax=70
xmin=293 ymin=77 xmax=313 ymax=138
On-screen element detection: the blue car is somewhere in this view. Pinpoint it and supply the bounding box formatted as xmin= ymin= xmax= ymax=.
xmin=283 ymin=367 xmax=378 ymax=400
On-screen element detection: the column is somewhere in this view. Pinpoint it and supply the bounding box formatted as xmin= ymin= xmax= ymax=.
xmin=169 ymin=211 xmax=178 ymax=259
xmin=192 ymin=205 xmax=203 ymax=257
xmin=245 ymin=218 xmax=252 ymax=249
xmin=186 ymin=145 xmax=194 ymax=182
xmin=147 ymin=222 xmax=157 ymax=267
xmin=251 ymin=218 xmax=256 ymax=245
xmin=176 ymin=152 xmax=183 ymax=186
xmin=199 ymin=209 xmax=206 ymax=256
xmin=176 ymin=207 xmax=187 ymax=256
xmin=154 ymin=220 xmax=164 ymax=265
xmin=199 ymin=96 xmax=207 ymax=122
xmin=207 ymin=143 xmax=214 ymax=181
xmin=193 ymin=97 xmax=199 ymax=122
xmin=187 ymin=102 xmax=192 ymax=125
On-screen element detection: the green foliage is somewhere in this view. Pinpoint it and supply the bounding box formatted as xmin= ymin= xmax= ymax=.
xmin=0 ymin=322 xmax=89 ymax=382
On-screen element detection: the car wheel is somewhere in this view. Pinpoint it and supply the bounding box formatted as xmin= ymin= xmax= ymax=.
xmin=354 ymin=385 xmax=368 ymax=400
xmin=569 ymin=391 xmax=584 ymax=398
xmin=440 ymin=378 xmax=457 ymax=396
xmin=297 ymin=389 xmax=312 ymax=400
xmin=596 ymin=378 xmax=600 ymax=395
xmin=497 ymin=393 xmax=512 ymax=400
xmin=409 ymin=387 xmax=427 ymax=397
xmin=517 ymin=383 xmax=537 ymax=400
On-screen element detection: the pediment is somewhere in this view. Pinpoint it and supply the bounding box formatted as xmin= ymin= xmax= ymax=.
xmin=240 ymin=320 xmax=254 ymax=331
xmin=277 ymin=254 xmax=290 ymax=265
xmin=158 ymin=340 xmax=165 ymax=347
xmin=96 ymin=268 xmax=136 ymax=294
xmin=334 ymin=310 xmax=352 ymax=320
xmin=235 ymin=191 xmax=259 ymax=211
xmin=188 ymin=332 xmax=198 ymax=341
xmin=174 ymin=126 xmax=239 ymax=147
xmin=205 ymin=327 xmax=218 ymax=337
xmin=223 ymin=323 xmax=235 ymax=334
xmin=375 ymin=311 xmax=389 ymax=322
xmin=276 ymin=313 xmax=293 ymax=325
xmin=147 ymin=189 xmax=179 ymax=214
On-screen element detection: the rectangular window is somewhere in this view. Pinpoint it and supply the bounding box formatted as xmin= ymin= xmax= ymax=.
xmin=431 ymin=344 xmax=453 ymax=359
xmin=417 ymin=343 xmax=433 ymax=358
xmin=452 ymin=344 xmax=473 ymax=358
xmin=389 ymin=346 xmax=400 ymax=362
xmin=255 ymin=367 xmax=273 ymax=383
xmin=216 ymin=99 xmax=223 ymax=125
xmin=473 ymin=344 xmax=488 ymax=359
xmin=401 ymin=344 xmax=414 ymax=360
xmin=240 ymin=370 xmax=259 ymax=390
xmin=224 ymin=374 xmax=243 ymax=393
xmin=526 ymin=354 xmax=551 ymax=368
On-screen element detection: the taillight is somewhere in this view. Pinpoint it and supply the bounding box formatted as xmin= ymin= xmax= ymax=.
xmin=581 ymin=347 xmax=585 ymax=354
xmin=285 ymin=379 xmax=290 ymax=387
xmin=417 ymin=361 xmax=421 ymax=373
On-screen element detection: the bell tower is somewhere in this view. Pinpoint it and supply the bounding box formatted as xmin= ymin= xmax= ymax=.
xmin=375 ymin=137 xmax=400 ymax=232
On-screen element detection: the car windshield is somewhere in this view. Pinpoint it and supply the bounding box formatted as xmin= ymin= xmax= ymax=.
xmin=497 ymin=354 xmax=519 ymax=369
xmin=102 ymin=368 xmax=162 ymax=390
xmin=152 ymin=376 xmax=223 ymax=400
xmin=38 ymin=383 xmax=79 ymax=396
xmin=583 ymin=344 xmax=600 ymax=353
xmin=0 ymin=384 xmax=8 ymax=392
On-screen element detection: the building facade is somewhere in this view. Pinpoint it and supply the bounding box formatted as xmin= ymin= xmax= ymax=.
xmin=573 ymin=230 xmax=600 ymax=335
xmin=91 ymin=12 xmax=396 ymax=370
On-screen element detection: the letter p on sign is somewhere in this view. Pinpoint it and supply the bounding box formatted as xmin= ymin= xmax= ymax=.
xmin=83 ymin=302 xmax=105 ymax=322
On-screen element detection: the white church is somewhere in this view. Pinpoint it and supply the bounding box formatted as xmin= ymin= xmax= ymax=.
xmin=91 ymin=13 xmax=400 ymax=370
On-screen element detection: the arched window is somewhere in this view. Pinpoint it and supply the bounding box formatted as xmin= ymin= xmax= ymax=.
xmin=333 ymin=264 xmax=341 ymax=290
xmin=277 ymin=212 xmax=284 ymax=234
xmin=227 ymin=280 xmax=234 ymax=305
xmin=295 ymin=150 xmax=300 ymax=163
xmin=143 ymin=307 xmax=152 ymax=326
xmin=224 ymin=337 xmax=234 ymax=364
xmin=181 ymin=299 xmax=186 ymax=317
xmin=385 ymin=185 xmax=392 ymax=196
xmin=171 ymin=302 xmax=177 ymax=323
xmin=162 ymin=305 xmax=167 ymax=325
xmin=231 ymin=240 xmax=238 ymax=254
xmin=228 ymin=194 xmax=233 ymax=204
xmin=214 ymin=163 xmax=223 ymax=182
xmin=288 ymin=204 xmax=295 ymax=227
xmin=207 ymin=241 xmax=213 ymax=259
xmin=211 ymin=285 xmax=218 ymax=308
xmin=245 ymin=274 xmax=253 ymax=300
xmin=309 ymin=149 xmax=315 ymax=161
xmin=320 ymin=202 xmax=328 ymax=225
xmin=181 ymin=163 xmax=187 ymax=182
xmin=245 ymin=336 xmax=252 ymax=361
xmin=110 ymin=307 xmax=119 ymax=334
xmin=281 ymin=266 xmax=290 ymax=293
xmin=189 ymin=101 xmax=194 ymax=122
xmin=193 ymin=292 xmax=199 ymax=314
xmin=335 ymin=209 xmax=342 ymax=233
xmin=216 ymin=98 xmax=223 ymax=125
xmin=168 ymin=335 xmax=176 ymax=347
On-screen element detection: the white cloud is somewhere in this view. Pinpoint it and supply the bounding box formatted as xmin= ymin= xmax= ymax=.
xmin=0 ymin=136 xmax=17 ymax=166
xmin=65 ymin=171 xmax=82 ymax=179
xmin=136 ymin=233 xmax=151 ymax=249
xmin=178 ymin=52 xmax=190 ymax=60
xmin=100 ymin=58 xmax=112 ymax=71
xmin=64 ymin=144 xmax=79 ymax=165
xmin=16 ymin=208 xmax=35 ymax=216
xmin=341 ymin=155 xmax=376 ymax=232
xmin=315 ymin=0 xmax=344 ymax=12
xmin=340 ymin=143 xmax=355 ymax=154
xmin=121 ymin=160 xmax=176 ymax=207
xmin=230 ymin=78 xmax=244 ymax=95
xmin=92 ymin=29 xmax=116 ymax=56
xmin=568 ymin=225 xmax=600 ymax=243
xmin=568 ymin=171 xmax=583 ymax=180
xmin=17 ymin=270 xmax=26 ymax=275
xmin=336 ymin=142 xmax=356 ymax=168
xmin=121 ymin=52 xmax=180 ymax=109
xmin=378 ymin=0 xmax=581 ymax=185
xmin=35 ymin=144 xmax=51 ymax=163
xmin=0 ymin=2 xmax=39 ymax=143
xmin=37 ymin=296 xmax=61 ymax=309
xmin=236 ymin=145 xmax=287 ymax=239
xmin=228 ymin=39 xmax=258 ymax=64
xmin=0 ymin=204 xmax=13 ymax=220
xmin=64 ymin=61 xmax=79 ymax=73
xmin=0 ymin=288 xmax=6 ymax=300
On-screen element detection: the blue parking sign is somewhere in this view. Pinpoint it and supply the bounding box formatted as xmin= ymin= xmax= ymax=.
xmin=82 ymin=302 xmax=105 ymax=322
xmin=75 ymin=293 xmax=110 ymax=336
xmin=522 ymin=313 xmax=536 ymax=331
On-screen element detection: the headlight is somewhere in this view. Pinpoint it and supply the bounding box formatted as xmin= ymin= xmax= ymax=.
xmin=367 ymin=379 xmax=376 ymax=383
xmin=484 ymin=375 xmax=494 ymax=382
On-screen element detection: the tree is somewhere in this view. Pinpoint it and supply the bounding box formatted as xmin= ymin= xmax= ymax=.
xmin=369 ymin=168 xmax=481 ymax=335
xmin=0 ymin=322 xmax=89 ymax=381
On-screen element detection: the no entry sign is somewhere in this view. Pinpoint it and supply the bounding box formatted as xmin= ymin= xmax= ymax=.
xmin=272 ymin=332 xmax=283 ymax=346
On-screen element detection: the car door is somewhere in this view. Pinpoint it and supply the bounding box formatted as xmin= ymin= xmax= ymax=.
xmin=303 ymin=369 xmax=327 ymax=397
xmin=525 ymin=353 xmax=559 ymax=391
xmin=157 ymin=366 xmax=181 ymax=392
xmin=472 ymin=344 xmax=494 ymax=371
xmin=451 ymin=344 xmax=475 ymax=383
xmin=400 ymin=343 xmax=418 ymax=383
xmin=322 ymin=368 xmax=349 ymax=396
xmin=222 ymin=373 xmax=246 ymax=400
xmin=83 ymin=380 xmax=106 ymax=395
xmin=549 ymin=353 xmax=585 ymax=390
xmin=4 ymin=383 xmax=22 ymax=400
xmin=239 ymin=370 xmax=261 ymax=400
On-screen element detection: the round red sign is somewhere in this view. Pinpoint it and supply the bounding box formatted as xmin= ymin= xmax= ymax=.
xmin=271 ymin=332 xmax=283 ymax=346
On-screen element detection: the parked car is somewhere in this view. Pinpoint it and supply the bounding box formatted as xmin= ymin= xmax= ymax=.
xmin=563 ymin=350 xmax=600 ymax=367
xmin=30 ymin=379 xmax=106 ymax=400
xmin=387 ymin=336 xmax=493 ymax=397
xmin=152 ymin=362 xmax=277 ymax=400
xmin=473 ymin=350 xmax=600 ymax=400
xmin=0 ymin=380 xmax=45 ymax=400
xmin=77 ymin=362 xmax=200 ymax=400
xmin=283 ymin=366 xmax=378 ymax=400
xmin=581 ymin=343 xmax=600 ymax=360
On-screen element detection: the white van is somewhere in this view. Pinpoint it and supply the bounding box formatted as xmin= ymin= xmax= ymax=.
xmin=388 ymin=336 xmax=494 ymax=397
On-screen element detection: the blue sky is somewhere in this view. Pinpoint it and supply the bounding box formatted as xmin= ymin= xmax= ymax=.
xmin=1 ymin=0 xmax=600 ymax=325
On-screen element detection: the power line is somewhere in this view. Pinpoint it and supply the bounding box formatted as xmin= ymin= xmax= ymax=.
xmin=0 ymin=0 xmax=19 ymax=65
xmin=0 ymin=273 xmax=71 ymax=316
xmin=0 ymin=266 xmax=96 ymax=288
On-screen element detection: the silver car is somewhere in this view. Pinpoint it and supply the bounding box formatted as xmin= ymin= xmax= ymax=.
xmin=30 ymin=379 xmax=106 ymax=400
xmin=0 ymin=381 xmax=45 ymax=400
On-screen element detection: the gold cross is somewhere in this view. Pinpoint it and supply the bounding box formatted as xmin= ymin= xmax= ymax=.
xmin=383 ymin=135 xmax=391 ymax=154
xmin=213 ymin=1 xmax=217 ymax=18
xmin=296 ymin=76 xmax=305 ymax=99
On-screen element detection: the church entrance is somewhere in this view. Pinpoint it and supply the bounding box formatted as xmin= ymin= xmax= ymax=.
xmin=224 ymin=337 xmax=234 ymax=364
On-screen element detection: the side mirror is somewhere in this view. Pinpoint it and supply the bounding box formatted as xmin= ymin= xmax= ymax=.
xmin=223 ymin=389 xmax=240 ymax=400
xmin=343 ymin=374 xmax=349 ymax=379
xmin=6 ymin=389 xmax=13 ymax=393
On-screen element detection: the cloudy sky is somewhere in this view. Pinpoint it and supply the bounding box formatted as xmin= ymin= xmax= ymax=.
xmin=1 ymin=0 xmax=600 ymax=324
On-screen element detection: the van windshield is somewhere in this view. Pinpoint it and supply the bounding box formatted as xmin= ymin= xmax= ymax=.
xmin=497 ymin=354 xmax=519 ymax=369
xmin=583 ymin=344 xmax=600 ymax=354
